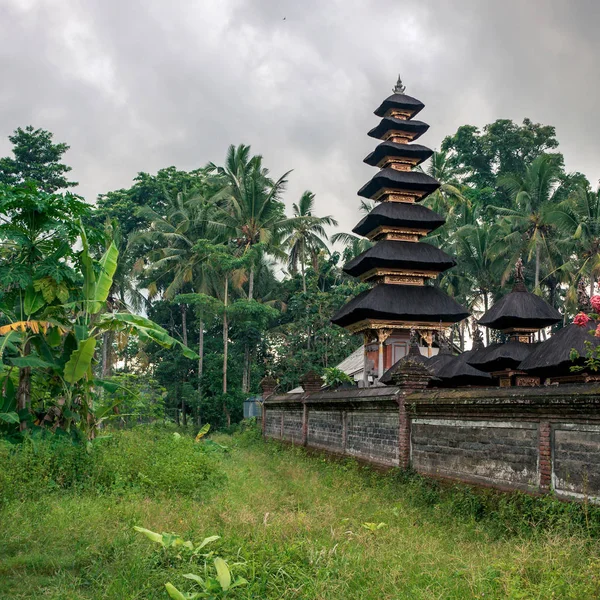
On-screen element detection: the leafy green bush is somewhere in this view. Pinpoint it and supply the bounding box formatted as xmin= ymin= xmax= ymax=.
xmin=387 ymin=466 xmax=600 ymax=538
xmin=0 ymin=427 xmax=224 ymax=504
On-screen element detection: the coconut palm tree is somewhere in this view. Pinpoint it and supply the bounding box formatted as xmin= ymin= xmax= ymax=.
xmin=490 ymin=154 xmax=564 ymax=289
xmin=208 ymin=145 xmax=292 ymax=392
xmin=451 ymin=222 xmax=503 ymax=345
xmin=209 ymin=144 xmax=291 ymax=300
xmin=132 ymin=189 xmax=225 ymax=424
xmin=282 ymin=191 xmax=338 ymax=293
xmin=548 ymin=184 xmax=600 ymax=297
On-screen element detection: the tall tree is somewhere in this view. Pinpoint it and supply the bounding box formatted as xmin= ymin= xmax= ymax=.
xmin=491 ymin=154 xmax=564 ymax=289
xmin=441 ymin=119 xmax=561 ymax=209
xmin=282 ymin=191 xmax=337 ymax=293
xmin=549 ymin=184 xmax=600 ymax=296
xmin=209 ymin=144 xmax=290 ymax=392
xmin=0 ymin=126 xmax=77 ymax=191
xmin=210 ymin=144 xmax=290 ymax=300
xmin=134 ymin=190 xmax=224 ymax=424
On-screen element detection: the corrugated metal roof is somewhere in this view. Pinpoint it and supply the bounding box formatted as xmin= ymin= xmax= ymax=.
xmin=336 ymin=345 xmax=365 ymax=376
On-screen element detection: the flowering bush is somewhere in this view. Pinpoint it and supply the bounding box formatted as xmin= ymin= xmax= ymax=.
xmin=574 ymin=312 xmax=591 ymax=327
xmin=591 ymin=295 xmax=600 ymax=313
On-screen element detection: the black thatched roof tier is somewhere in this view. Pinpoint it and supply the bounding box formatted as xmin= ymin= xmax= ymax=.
xmin=518 ymin=322 xmax=600 ymax=377
xmin=367 ymin=118 xmax=429 ymax=142
xmin=363 ymin=141 xmax=433 ymax=167
xmin=352 ymin=203 xmax=445 ymax=237
xmin=343 ymin=240 xmax=456 ymax=278
xmin=358 ymin=168 xmax=441 ymax=200
xmin=465 ymin=341 xmax=539 ymax=372
xmin=380 ymin=351 xmax=492 ymax=387
xmin=428 ymin=354 xmax=493 ymax=387
xmin=478 ymin=289 xmax=561 ymax=331
xmin=331 ymin=284 xmax=470 ymax=328
xmin=374 ymin=93 xmax=425 ymax=118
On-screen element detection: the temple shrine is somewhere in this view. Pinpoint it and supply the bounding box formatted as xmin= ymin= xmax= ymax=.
xmin=331 ymin=76 xmax=469 ymax=382
xmin=466 ymin=259 xmax=562 ymax=386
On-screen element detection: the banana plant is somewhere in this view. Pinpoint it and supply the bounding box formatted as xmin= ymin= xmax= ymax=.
xmin=166 ymin=559 xmax=248 ymax=598
xmin=0 ymin=222 xmax=198 ymax=438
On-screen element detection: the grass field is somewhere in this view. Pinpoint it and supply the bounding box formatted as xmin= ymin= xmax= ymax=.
xmin=2 ymin=426 xmax=600 ymax=599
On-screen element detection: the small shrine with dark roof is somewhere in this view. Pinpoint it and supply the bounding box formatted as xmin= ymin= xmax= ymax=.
xmin=332 ymin=76 xmax=469 ymax=381
xmin=518 ymin=280 xmax=600 ymax=383
xmin=465 ymin=259 xmax=562 ymax=386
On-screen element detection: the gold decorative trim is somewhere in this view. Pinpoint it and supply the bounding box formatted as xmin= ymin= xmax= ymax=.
xmin=345 ymin=319 xmax=453 ymax=335
xmin=374 ymin=275 xmax=425 ymax=286
xmin=359 ymin=267 xmax=440 ymax=284
xmin=383 ymin=108 xmax=414 ymax=120
xmin=367 ymin=225 xmax=430 ymax=241
xmin=372 ymin=187 xmax=426 ymax=203
xmin=383 ymin=132 xmax=415 ymax=144
xmin=376 ymin=156 xmax=421 ymax=170
xmin=388 ymin=162 xmax=413 ymax=172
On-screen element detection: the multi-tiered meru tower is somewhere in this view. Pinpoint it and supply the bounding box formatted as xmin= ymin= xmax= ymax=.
xmin=332 ymin=76 xmax=469 ymax=382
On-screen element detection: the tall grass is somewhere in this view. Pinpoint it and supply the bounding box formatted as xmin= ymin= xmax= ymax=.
xmin=0 ymin=426 xmax=224 ymax=503
xmin=2 ymin=424 xmax=600 ymax=599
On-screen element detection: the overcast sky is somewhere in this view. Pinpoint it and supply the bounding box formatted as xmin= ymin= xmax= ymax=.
xmin=1 ymin=0 xmax=599 ymax=234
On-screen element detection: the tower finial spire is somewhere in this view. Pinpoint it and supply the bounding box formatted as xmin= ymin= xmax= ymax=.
xmin=392 ymin=74 xmax=406 ymax=94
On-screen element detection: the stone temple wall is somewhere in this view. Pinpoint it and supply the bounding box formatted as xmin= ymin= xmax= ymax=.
xmin=263 ymin=384 xmax=600 ymax=501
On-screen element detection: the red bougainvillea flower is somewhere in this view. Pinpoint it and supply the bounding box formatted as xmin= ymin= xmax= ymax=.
xmin=596 ymin=324 xmax=600 ymax=338
xmin=574 ymin=312 xmax=591 ymax=327
xmin=591 ymin=295 xmax=600 ymax=312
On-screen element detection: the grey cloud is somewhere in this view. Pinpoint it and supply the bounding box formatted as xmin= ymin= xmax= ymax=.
xmin=1 ymin=0 xmax=598 ymax=236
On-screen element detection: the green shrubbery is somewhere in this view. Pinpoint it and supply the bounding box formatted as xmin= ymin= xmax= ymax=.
xmin=388 ymin=467 xmax=600 ymax=538
xmin=0 ymin=426 xmax=224 ymax=504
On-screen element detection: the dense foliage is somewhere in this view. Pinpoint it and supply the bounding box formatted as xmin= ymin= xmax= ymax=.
xmin=1 ymin=116 xmax=598 ymax=434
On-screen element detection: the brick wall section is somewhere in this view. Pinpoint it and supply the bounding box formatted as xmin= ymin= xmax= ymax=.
xmin=264 ymin=387 xmax=402 ymax=467
xmin=398 ymin=397 xmax=410 ymax=469
xmin=308 ymin=410 xmax=344 ymax=451
xmin=282 ymin=409 xmax=303 ymax=444
xmin=553 ymin=425 xmax=600 ymax=497
xmin=264 ymin=409 xmax=282 ymax=439
xmin=264 ymin=383 xmax=600 ymax=501
xmin=539 ymin=421 xmax=551 ymax=491
xmin=346 ymin=409 xmax=399 ymax=466
xmin=411 ymin=419 xmax=539 ymax=490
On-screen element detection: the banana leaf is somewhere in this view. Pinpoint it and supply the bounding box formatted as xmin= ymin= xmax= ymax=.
xmin=91 ymin=242 xmax=118 ymax=314
xmin=64 ymin=337 xmax=97 ymax=384
xmin=97 ymin=313 xmax=199 ymax=359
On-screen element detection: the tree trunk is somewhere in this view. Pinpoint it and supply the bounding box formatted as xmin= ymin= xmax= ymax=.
xmin=591 ymin=278 xmax=595 ymax=298
xmin=223 ymin=277 xmax=228 ymax=396
xmin=181 ymin=304 xmax=188 ymax=347
xmin=181 ymin=393 xmax=187 ymax=427
xmin=483 ymin=292 xmax=490 ymax=346
xmin=102 ymin=332 xmax=109 ymax=378
xmin=302 ymin=242 xmax=311 ymax=351
xmin=17 ymin=342 xmax=31 ymax=431
xmin=197 ymin=320 xmax=204 ymax=426
xmin=101 ymin=331 xmax=114 ymax=378
xmin=223 ymin=278 xmax=231 ymax=427
xmin=301 ymin=242 xmax=306 ymax=294
xmin=535 ymin=244 xmax=541 ymax=290
xmin=248 ymin=264 xmax=254 ymax=301
xmin=242 ymin=346 xmax=250 ymax=393
xmin=242 ymin=264 xmax=255 ymax=394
